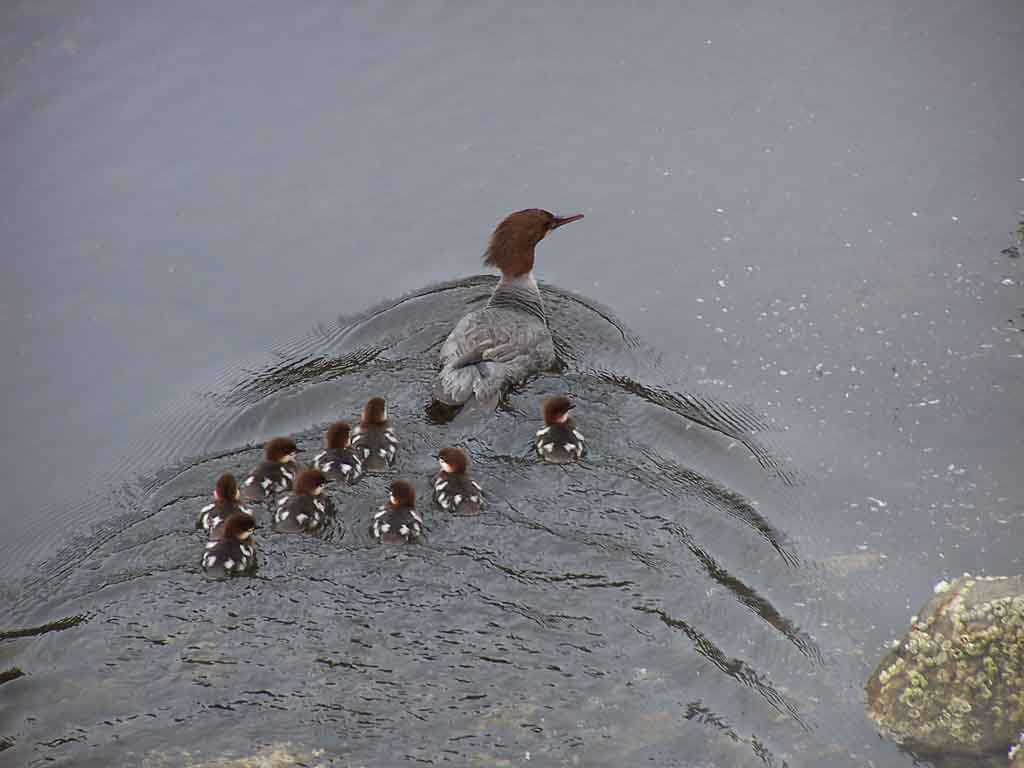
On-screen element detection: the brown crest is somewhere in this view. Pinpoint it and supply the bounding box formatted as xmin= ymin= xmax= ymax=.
xmin=265 ymin=436 xmax=298 ymax=462
xmin=222 ymin=511 xmax=256 ymax=540
xmin=389 ymin=479 xmax=416 ymax=508
xmin=483 ymin=209 xmax=583 ymax=277
xmin=541 ymin=395 xmax=575 ymax=425
xmin=294 ymin=468 xmax=327 ymax=495
xmin=325 ymin=421 xmax=351 ymax=450
xmin=437 ymin=447 xmax=469 ymax=475
xmin=214 ymin=472 xmax=239 ymax=502
xmin=361 ymin=396 xmax=388 ymax=426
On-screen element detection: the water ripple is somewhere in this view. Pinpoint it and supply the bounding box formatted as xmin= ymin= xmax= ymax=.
xmin=2 ymin=276 xmax=852 ymax=767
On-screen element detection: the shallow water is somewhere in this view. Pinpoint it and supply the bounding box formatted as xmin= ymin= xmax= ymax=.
xmin=4 ymin=281 xmax=836 ymax=766
xmin=2 ymin=1 xmax=1023 ymax=766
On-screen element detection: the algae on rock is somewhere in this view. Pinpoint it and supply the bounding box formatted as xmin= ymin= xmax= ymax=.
xmin=865 ymin=574 xmax=1024 ymax=761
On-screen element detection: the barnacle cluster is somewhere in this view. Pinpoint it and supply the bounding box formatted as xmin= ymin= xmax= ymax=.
xmin=865 ymin=575 xmax=1024 ymax=757
xmin=1011 ymin=731 xmax=1024 ymax=765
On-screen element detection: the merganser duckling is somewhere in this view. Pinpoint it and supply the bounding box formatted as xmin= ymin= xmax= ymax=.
xmin=432 ymin=447 xmax=483 ymax=516
xmin=434 ymin=208 xmax=584 ymax=409
xmin=196 ymin=472 xmax=254 ymax=537
xmin=535 ymin=395 xmax=587 ymax=463
xmin=370 ymin=480 xmax=423 ymax=544
xmin=350 ymin=397 xmax=397 ymax=473
xmin=313 ymin=421 xmax=363 ymax=485
xmin=241 ymin=437 xmax=300 ymax=501
xmin=273 ymin=468 xmax=334 ymax=534
xmin=201 ymin=511 xmax=258 ymax=577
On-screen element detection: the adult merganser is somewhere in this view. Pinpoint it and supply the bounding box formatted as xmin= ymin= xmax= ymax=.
xmin=201 ymin=511 xmax=258 ymax=577
xmin=432 ymin=447 xmax=483 ymax=516
xmin=196 ymin=472 xmax=254 ymax=537
xmin=351 ymin=397 xmax=397 ymax=473
xmin=434 ymin=208 xmax=584 ymax=409
xmin=241 ymin=437 xmax=300 ymax=501
xmin=535 ymin=395 xmax=587 ymax=464
xmin=369 ymin=480 xmax=423 ymax=544
xmin=273 ymin=468 xmax=334 ymax=534
xmin=313 ymin=421 xmax=363 ymax=485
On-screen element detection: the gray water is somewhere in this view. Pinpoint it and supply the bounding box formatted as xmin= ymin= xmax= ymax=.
xmin=2 ymin=1 xmax=1022 ymax=766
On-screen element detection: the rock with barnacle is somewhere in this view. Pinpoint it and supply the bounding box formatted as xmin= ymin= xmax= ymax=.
xmin=864 ymin=574 xmax=1024 ymax=763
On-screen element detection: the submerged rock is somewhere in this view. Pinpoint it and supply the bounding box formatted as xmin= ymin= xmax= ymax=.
xmin=865 ymin=575 xmax=1024 ymax=762
xmin=142 ymin=744 xmax=331 ymax=767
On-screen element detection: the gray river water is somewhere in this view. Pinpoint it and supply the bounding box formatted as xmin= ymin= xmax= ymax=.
xmin=2 ymin=1 xmax=1022 ymax=766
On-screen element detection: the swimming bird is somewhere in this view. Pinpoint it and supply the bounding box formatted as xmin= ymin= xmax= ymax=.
xmin=370 ymin=480 xmax=423 ymax=544
xmin=273 ymin=468 xmax=334 ymax=534
xmin=432 ymin=447 xmax=483 ymax=516
xmin=434 ymin=208 xmax=584 ymax=409
xmin=535 ymin=395 xmax=587 ymax=463
xmin=196 ymin=472 xmax=254 ymax=537
xmin=241 ymin=437 xmax=300 ymax=501
xmin=351 ymin=397 xmax=398 ymax=473
xmin=313 ymin=421 xmax=363 ymax=485
xmin=201 ymin=511 xmax=258 ymax=577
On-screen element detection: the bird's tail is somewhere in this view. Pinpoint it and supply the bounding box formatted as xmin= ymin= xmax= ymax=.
xmin=433 ymin=362 xmax=505 ymax=409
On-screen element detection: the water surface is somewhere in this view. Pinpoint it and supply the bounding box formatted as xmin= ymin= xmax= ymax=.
xmin=2 ymin=1 xmax=1022 ymax=766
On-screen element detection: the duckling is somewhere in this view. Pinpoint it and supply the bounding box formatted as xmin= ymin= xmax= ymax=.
xmin=273 ymin=468 xmax=334 ymax=534
xmin=201 ymin=511 xmax=258 ymax=577
xmin=196 ymin=472 xmax=254 ymax=537
xmin=313 ymin=421 xmax=364 ymax=485
xmin=433 ymin=447 xmax=483 ymax=516
xmin=535 ymin=395 xmax=587 ymax=464
xmin=351 ymin=397 xmax=397 ymax=473
xmin=241 ymin=437 xmax=300 ymax=501
xmin=370 ymin=480 xmax=423 ymax=544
